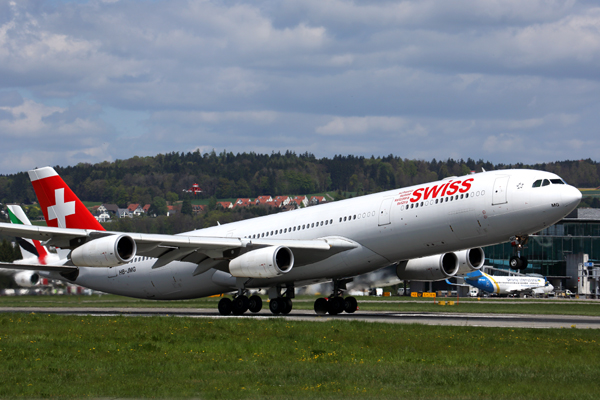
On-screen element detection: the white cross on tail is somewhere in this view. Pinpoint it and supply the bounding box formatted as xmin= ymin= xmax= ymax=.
xmin=47 ymin=188 xmax=75 ymax=228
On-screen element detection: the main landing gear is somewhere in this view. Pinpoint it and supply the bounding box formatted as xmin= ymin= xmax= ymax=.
xmin=268 ymin=285 xmax=294 ymax=315
xmin=313 ymin=296 xmax=358 ymax=315
xmin=509 ymin=235 xmax=529 ymax=270
xmin=218 ymin=292 xmax=263 ymax=316
xmin=313 ymin=278 xmax=359 ymax=315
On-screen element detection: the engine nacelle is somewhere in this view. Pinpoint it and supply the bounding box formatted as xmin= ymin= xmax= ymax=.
xmin=13 ymin=271 xmax=40 ymax=287
xmin=396 ymin=252 xmax=459 ymax=281
xmin=455 ymin=248 xmax=485 ymax=276
xmin=229 ymin=246 xmax=294 ymax=278
xmin=70 ymin=234 xmax=136 ymax=267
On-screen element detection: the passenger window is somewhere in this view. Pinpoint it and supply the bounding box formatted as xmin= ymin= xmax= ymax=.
xmin=532 ymin=180 xmax=542 ymax=188
xmin=542 ymin=179 xmax=550 ymax=186
xmin=415 ymin=203 xmax=419 ymax=208
xmin=293 ymin=227 xmax=296 ymax=231
xmin=420 ymin=202 xmax=423 ymax=207
xmin=302 ymin=225 xmax=305 ymax=229
xmin=325 ymin=220 xmax=328 ymax=225
xmin=340 ymin=217 xmax=343 ymax=222
xmin=344 ymin=216 xmax=347 ymax=221
xmin=311 ymin=223 xmax=315 ymax=228
xmin=320 ymin=221 xmax=323 ymax=226
xmin=330 ymin=219 xmax=333 ymax=224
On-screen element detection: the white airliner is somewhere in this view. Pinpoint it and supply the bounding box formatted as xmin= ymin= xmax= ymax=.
xmin=0 ymin=205 xmax=60 ymax=288
xmin=462 ymin=270 xmax=554 ymax=296
xmin=0 ymin=166 xmax=581 ymax=315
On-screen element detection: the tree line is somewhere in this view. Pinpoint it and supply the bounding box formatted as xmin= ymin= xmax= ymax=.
xmin=0 ymin=151 xmax=598 ymax=207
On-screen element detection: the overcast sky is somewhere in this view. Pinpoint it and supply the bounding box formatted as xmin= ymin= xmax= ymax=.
xmin=1 ymin=0 xmax=599 ymax=174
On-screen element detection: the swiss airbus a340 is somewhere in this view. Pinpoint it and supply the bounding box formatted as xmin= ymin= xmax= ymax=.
xmin=0 ymin=167 xmax=581 ymax=315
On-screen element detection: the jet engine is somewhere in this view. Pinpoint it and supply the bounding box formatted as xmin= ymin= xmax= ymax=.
xmin=396 ymin=252 xmax=459 ymax=281
xmin=455 ymin=248 xmax=485 ymax=276
xmin=70 ymin=234 xmax=136 ymax=267
xmin=13 ymin=271 xmax=40 ymax=287
xmin=229 ymin=246 xmax=294 ymax=278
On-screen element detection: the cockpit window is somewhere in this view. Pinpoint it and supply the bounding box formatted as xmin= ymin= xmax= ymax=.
xmin=542 ymin=179 xmax=550 ymax=186
xmin=550 ymin=179 xmax=565 ymax=184
xmin=532 ymin=180 xmax=542 ymax=188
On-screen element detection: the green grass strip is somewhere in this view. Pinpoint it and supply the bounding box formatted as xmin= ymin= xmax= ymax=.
xmin=1 ymin=313 xmax=599 ymax=399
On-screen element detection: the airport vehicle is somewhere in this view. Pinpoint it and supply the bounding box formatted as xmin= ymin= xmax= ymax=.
xmin=463 ymin=270 xmax=553 ymax=296
xmin=0 ymin=205 xmax=58 ymax=288
xmin=0 ymin=166 xmax=581 ymax=315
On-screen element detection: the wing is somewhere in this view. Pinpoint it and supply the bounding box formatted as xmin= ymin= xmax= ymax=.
xmin=0 ymin=222 xmax=357 ymax=270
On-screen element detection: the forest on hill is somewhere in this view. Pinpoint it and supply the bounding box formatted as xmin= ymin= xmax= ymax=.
xmin=0 ymin=150 xmax=599 ymax=207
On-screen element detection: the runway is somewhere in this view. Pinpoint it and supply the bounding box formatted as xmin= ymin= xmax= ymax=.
xmin=1 ymin=306 xmax=599 ymax=329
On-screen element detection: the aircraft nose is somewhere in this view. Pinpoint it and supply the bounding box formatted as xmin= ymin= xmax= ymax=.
xmin=562 ymin=186 xmax=582 ymax=211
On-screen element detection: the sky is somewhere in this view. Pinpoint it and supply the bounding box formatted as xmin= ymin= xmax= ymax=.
xmin=1 ymin=0 xmax=599 ymax=174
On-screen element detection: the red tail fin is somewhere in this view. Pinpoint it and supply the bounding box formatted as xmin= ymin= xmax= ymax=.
xmin=28 ymin=167 xmax=105 ymax=231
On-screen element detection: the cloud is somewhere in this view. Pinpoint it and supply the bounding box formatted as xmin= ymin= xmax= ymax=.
xmin=0 ymin=0 xmax=599 ymax=173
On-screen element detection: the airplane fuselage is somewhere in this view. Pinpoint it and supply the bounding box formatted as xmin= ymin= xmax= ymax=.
xmin=465 ymin=271 xmax=550 ymax=295
xmin=41 ymin=169 xmax=581 ymax=300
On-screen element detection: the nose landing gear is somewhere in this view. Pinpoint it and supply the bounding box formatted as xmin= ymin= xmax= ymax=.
xmin=509 ymin=235 xmax=529 ymax=270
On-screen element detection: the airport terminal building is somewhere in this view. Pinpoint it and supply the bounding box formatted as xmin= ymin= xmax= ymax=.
xmin=484 ymin=208 xmax=600 ymax=295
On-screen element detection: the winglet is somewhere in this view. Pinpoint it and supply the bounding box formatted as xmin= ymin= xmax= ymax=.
xmin=28 ymin=167 xmax=105 ymax=231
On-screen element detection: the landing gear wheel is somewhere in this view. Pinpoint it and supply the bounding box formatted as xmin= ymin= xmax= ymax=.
xmin=314 ymin=297 xmax=328 ymax=315
xmin=328 ymin=297 xmax=345 ymax=315
xmin=509 ymin=256 xmax=522 ymax=269
xmin=218 ymin=297 xmax=232 ymax=316
xmin=519 ymin=256 xmax=528 ymax=270
xmin=232 ymin=295 xmax=249 ymax=315
xmin=248 ymin=295 xmax=263 ymax=313
xmin=281 ymin=298 xmax=293 ymax=315
xmin=344 ymin=296 xmax=358 ymax=313
xmin=269 ymin=298 xmax=284 ymax=315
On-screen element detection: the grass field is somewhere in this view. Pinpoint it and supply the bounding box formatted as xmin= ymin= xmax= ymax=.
xmin=1 ymin=313 xmax=599 ymax=399
xmin=2 ymin=294 xmax=600 ymax=316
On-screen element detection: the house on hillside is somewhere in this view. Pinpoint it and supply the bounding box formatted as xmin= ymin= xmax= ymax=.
xmin=234 ymin=198 xmax=253 ymax=208
xmin=183 ymin=183 xmax=202 ymax=195
xmin=272 ymin=196 xmax=290 ymax=208
xmin=167 ymin=205 xmax=180 ymax=217
xmin=99 ymin=204 xmax=119 ymax=217
xmin=192 ymin=204 xmax=207 ymax=214
xmin=310 ymin=196 xmax=327 ymax=205
xmin=289 ymin=196 xmax=309 ymax=208
xmin=217 ymin=202 xmax=233 ymax=209
xmin=255 ymin=196 xmax=273 ymax=206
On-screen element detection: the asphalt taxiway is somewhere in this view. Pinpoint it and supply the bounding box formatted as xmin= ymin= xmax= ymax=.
xmin=1 ymin=307 xmax=599 ymax=329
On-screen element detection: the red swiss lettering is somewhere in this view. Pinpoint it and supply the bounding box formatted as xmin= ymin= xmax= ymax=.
xmin=446 ymin=181 xmax=461 ymax=196
xmin=423 ymin=185 xmax=444 ymax=200
xmin=410 ymin=188 xmax=424 ymax=202
xmin=459 ymin=178 xmax=474 ymax=193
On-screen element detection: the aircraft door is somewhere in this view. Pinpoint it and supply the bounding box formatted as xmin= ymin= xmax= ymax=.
xmin=492 ymin=176 xmax=509 ymax=205
xmin=107 ymin=266 xmax=118 ymax=278
xmin=378 ymin=197 xmax=394 ymax=226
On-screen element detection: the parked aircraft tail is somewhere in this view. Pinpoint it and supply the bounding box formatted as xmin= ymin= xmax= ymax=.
xmin=7 ymin=205 xmax=49 ymax=265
